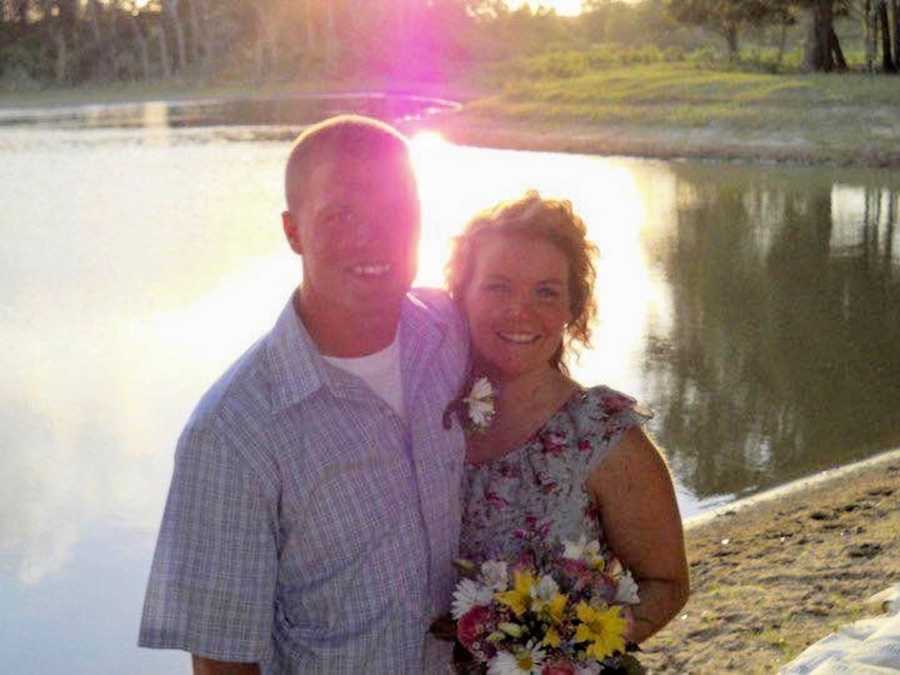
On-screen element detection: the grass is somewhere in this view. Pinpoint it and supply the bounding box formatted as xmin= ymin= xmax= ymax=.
xmin=4 ymin=58 xmax=900 ymax=166
xmin=445 ymin=61 xmax=900 ymax=166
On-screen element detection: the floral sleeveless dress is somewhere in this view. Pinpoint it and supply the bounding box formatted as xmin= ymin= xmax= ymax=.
xmin=459 ymin=385 xmax=651 ymax=565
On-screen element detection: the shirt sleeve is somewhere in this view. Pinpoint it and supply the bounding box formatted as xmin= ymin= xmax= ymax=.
xmin=139 ymin=423 xmax=278 ymax=663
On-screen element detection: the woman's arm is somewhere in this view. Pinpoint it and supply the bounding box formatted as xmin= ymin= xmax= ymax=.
xmin=585 ymin=426 xmax=690 ymax=643
xmin=192 ymin=655 xmax=260 ymax=675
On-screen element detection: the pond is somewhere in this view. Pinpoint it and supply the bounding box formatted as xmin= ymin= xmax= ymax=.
xmin=1 ymin=94 xmax=898 ymax=673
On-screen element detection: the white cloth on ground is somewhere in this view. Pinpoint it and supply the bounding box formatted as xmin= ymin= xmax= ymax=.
xmin=779 ymin=583 xmax=900 ymax=674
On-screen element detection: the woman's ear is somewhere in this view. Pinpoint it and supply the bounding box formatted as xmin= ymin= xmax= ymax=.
xmin=282 ymin=211 xmax=303 ymax=255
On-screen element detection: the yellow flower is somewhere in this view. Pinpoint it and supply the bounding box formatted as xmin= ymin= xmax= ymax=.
xmin=546 ymin=593 xmax=567 ymax=624
xmin=542 ymin=626 xmax=561 ymax=648
xmin=573 ymin=602 xmax=627 ymax=660
xmin=496 ymin=570 xmax=536 ymax=617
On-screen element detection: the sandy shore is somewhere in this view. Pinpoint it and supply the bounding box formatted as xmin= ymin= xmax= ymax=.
xmin=636 ymin=451 xmax=900 ymax=673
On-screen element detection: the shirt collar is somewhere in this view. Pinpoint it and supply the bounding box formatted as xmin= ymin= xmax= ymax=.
xmin=266 ymin=289 xmax=451 ymax=413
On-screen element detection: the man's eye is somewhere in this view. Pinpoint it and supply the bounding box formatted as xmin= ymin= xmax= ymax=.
xmin=328 ymin=210 xmax=357 ymax=226
xmin=484 ymin=283 xmax=509 ymax=294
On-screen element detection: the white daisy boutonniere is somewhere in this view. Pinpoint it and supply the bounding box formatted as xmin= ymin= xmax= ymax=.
xmin=462 ymin=376 xmax=496 ymax=431
xmin=442 ymin=375 xmax=497 ymax=433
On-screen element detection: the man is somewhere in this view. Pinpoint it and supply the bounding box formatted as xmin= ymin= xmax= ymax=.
xmin=139 ymin=115 xmax=468 ymax=674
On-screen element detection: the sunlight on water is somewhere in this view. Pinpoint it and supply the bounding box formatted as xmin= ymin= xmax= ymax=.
xmin=409 ymin=132 xmax=672 ymax=395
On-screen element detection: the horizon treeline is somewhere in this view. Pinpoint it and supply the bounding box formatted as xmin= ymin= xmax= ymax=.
xmin=2 ymin=0 xmax=899 ymax=91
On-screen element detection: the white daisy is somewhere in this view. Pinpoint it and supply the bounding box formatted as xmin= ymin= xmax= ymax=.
xmin=481 ymin=560 xmax=509 ymax=591
xmin=469 ymin=376 xmax=493 ymax=400
xmin=531 ymin=574 xmax=559 ymax=603
xmin=463 ymin=376 xmax=496 ymax=429
xmin=451 ymin=578 xmax=493 ymax=620
xmin=562 ymin=535 xmax=602 ymax=565
xmin=614 ymin=570 xmax=640 ymax=605
xmin=487 ymin=643 xmax=546 ymax=675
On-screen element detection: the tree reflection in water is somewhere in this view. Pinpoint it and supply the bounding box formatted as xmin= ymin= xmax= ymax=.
xmin=641 ymin=165 xmax=900 ymax=501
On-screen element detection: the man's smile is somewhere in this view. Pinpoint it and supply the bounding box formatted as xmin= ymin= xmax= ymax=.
xmin=349 ymin=262 xmax=393 ymax=278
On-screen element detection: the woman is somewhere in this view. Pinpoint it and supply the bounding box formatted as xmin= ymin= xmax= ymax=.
xmin=447 ymin=191 xmax=689 ymax=646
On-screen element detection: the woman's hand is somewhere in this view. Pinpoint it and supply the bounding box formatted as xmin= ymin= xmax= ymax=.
xmin=586 ymin=426 xmax=690 ymax=643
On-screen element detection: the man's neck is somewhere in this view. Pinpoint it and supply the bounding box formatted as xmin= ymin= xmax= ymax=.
xmin=293 ymin=289 xmax=403 ymax=358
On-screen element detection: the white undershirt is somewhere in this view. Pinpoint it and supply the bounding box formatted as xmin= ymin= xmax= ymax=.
xmin=322 ymin=336 xmax=405 ymax=420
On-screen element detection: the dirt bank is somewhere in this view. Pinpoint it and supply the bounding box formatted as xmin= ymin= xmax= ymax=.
xmin=637 ymin=455 xmax=900 ymax=673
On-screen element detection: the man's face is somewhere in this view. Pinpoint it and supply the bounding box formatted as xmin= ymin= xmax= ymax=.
xmin=285 ymin=152 xmax=420 ymax=321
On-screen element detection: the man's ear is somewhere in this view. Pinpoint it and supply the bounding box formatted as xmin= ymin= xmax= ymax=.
xmin=282 ymin=211 xmax=303 ymax=255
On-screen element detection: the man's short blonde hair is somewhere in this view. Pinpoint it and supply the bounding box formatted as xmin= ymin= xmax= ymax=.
xmin=284 ymin=114 xmax=412 ymax=215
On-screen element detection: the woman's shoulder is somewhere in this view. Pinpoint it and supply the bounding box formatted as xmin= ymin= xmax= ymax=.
xmin=569 ymin=384 xmax=653 ymax=421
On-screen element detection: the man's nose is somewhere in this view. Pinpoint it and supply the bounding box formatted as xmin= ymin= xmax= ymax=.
xmin=345 ymin=216 xmax=385 ymax=248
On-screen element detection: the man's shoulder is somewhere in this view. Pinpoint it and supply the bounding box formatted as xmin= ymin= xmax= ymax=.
xmin=185 ymin=335 xmax=274 ymax=436
xmin=407 ymin=286 xmax=453 ymax=309
xmin=406 ymin=287 xmax=463 ymax=330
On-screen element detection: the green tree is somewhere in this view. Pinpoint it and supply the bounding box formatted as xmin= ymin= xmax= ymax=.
xmin=666 ymin=0 xmax=794 ymax=60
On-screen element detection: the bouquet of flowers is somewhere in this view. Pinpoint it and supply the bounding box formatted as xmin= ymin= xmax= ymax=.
xmin=446 ymin=536 xmax=642 ymax=675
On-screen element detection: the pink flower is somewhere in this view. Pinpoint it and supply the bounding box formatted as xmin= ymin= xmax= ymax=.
xmin=591 ymin=573 xmax=618 ymax=604
xmin=560 ymin=558 xmax=593 ymax=591
xmin=578 ymin=438 xmax=592 ymax=453
xmin=541 ymin=431 xmax=568 ymax=456
xmin=485 ymin=491 xmax=510 ymax=510
xmin=601 ymin=393 xmax=635 ymax=414
xmin=457 ymin=605 xmax=496 ymax=650
xmin=542 ymin=661 xmax=577 ymax=675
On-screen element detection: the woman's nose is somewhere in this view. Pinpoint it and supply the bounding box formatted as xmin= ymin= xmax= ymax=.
xmin=504 ymin=293 xmax=531 ymax=318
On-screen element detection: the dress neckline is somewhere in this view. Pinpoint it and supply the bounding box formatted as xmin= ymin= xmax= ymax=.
xmin=464 ymin=387 xmax=587 ymax=468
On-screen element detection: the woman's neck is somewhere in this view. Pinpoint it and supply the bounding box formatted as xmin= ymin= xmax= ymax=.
xmin=466 ymin=363 xmax=579 ymax=463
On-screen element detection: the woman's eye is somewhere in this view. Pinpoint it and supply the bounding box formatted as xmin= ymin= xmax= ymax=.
xmin=536 ymin=286 xmax=561 ymax=299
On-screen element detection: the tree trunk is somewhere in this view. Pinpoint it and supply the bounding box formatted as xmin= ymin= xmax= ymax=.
xmin=879 ymin=0 xmax=896 ymax=71
xmin=164 ymin=0 xmax=188 ymax=74
xmin=864 ymin=0 xmax=876 ymax=72
xmin=831 ymin=28 xmax=848 ymax=70
xmin=325 ymin=0 xmax=338 ymax=66
xmin=53 ymin=27 xmax=67 ymax=83
xmin=305 ymin=0 xmax=317 ymax=52
xmin=894 ymin=0 xmax=900 ymax=70
xmin=725 ymin=21 xmax=739 ymax=62
xmin=886 ymin=191 xmax=896 ymax=272
xmin=87 ymin=0 xmax=102 ymax=44
xmin=157 ymin=13 xmax=172 ymax=79
xmin=187 ymin=0 xmax=205 ymax=66
xmin=776 ymin=21 xmax=789 ymax=67
xmin=253 ymin=4 xmax=279 ymax=79
xmin=193 ymin=0 xmax=213 ymax=68
xmin=129 ymin=12 xmax=152 ymax=82
xmin=805 ymin=0 xmax=834 ymax=72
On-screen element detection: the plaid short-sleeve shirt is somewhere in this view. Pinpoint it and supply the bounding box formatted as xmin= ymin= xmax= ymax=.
xmin=139 ymin=289 xmax=468 ymax=674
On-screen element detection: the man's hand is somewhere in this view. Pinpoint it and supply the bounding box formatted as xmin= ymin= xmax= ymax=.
xmin=192 ymin=655 xmax=260 ymax=675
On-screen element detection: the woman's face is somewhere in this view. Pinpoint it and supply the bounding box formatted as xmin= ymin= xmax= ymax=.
xmin=463 ymin=232 xmax=573 ymax=381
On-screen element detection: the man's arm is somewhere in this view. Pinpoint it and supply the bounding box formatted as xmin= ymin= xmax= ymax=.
xmin=192 ymin=655 xmax=260 ymax=675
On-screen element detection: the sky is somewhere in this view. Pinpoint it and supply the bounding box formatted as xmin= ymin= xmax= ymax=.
xmin=512 ymin=0 xmax=584 ymax=16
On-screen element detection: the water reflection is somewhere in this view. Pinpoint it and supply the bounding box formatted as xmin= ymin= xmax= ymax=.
xmin=641 ymin=164 xmax=900 ymax=500
xmin=0 ymin=93 xmax=459 ymax=130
